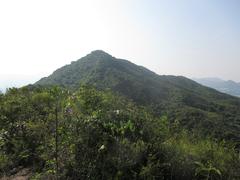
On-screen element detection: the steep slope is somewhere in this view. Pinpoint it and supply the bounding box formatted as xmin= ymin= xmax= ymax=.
xmin=36 ymin=50 xmax=240 ymax=142
xmin=193 ymin=77 xmax=240 ymax=97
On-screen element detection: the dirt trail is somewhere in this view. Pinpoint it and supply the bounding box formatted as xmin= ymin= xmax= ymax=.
xmin=0 ymin=168 xmax=31 ymax=180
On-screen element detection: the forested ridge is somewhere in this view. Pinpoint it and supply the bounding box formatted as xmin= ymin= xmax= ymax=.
xmin=36 ymin=50 xmax=240 ymax=143
xmin=1 ymin=50 xmax=240 ymax=179
xmin=0 ymin=86 xmax=240 ymax=179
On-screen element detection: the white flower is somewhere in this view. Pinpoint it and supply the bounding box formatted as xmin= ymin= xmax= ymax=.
xmin=98 ymin=145 xmax=105 ymax=151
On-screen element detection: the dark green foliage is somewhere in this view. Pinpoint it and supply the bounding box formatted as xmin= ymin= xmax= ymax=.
xmin=0 ymin=86 xmax=240 ymax=179
xmin=35 ymin=50 xmax=240 ymax=143
xmin=1 ymin=51 xmax=240 ymax=179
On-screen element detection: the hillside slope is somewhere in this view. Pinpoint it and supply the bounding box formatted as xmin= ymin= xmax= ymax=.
xmin=36 ymin=50 xmax=240 ymax=142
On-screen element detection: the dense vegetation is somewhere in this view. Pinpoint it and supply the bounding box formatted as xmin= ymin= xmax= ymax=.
xmin=0 ymin=86 xmax=240 ymax=179
xmin=1 ymin=51 xmax=240 ymax=179
xmin=36 ymin=50 xmax=240 ymax=143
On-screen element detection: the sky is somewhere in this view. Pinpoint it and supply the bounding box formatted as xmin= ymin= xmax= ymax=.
xmin=0 ymin=0 xmax=240 ymax=91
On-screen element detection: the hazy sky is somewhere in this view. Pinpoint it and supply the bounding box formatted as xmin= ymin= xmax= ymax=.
xmin=0 ymin=0 xmax=240 ymax=90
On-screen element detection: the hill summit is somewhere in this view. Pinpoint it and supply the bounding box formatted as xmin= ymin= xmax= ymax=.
xmin=36 ymin=50 xmax=240 ymax=141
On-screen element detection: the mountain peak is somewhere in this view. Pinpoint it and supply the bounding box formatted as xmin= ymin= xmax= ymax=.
xmin=87 ymin=50 xmax=113 ymax=58
xmin=91 ymin=50 xmax=109 ymax=54
xmin=35 ymin=51 xmax=240 ymax=142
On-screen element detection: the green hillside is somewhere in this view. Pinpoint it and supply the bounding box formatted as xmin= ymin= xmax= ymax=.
xmin=1 ymin=51 xmax=240 ymax=179
xmin=36 ymin=50 xmax=240 ymax=142
xmin=1 ymin=86 xmax=240 ymax=179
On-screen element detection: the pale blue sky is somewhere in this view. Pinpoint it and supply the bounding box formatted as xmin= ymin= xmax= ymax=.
xmin=0 ymin=0 xmax=240 ymax=90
